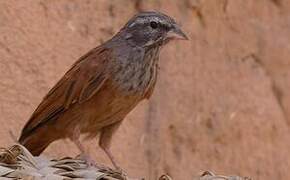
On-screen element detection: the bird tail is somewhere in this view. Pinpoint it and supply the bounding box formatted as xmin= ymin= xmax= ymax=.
xmin=18 ymin=129 xmax=53 ymax=156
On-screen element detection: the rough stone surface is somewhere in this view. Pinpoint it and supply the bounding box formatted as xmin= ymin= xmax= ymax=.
xmin=0 ymin=1 xmax=290 ymax=179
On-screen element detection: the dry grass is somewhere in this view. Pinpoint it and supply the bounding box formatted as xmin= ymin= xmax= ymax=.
xmin=0 ymin=144 xmax=250 ymax=180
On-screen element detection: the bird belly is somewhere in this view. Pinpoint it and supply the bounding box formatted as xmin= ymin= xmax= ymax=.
xmin=69 ymin=82 xmax=140 ymax=139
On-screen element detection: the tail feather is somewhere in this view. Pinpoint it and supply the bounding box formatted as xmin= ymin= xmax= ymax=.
xmin=19 ymin=129 xmax=54 ymax=156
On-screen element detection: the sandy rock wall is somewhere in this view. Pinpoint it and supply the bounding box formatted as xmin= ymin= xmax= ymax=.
xmin=0 ymin=0 xmax=290 ymax=179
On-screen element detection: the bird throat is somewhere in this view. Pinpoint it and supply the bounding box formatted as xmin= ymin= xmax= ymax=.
xmin=113 ymin=45 xmax=160 ymax=96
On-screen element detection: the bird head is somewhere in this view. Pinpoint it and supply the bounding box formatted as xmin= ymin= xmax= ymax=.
xmin=120 ymin=11 xmax=188 ymax=47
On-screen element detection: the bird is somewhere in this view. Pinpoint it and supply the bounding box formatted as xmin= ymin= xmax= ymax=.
xmin=18 ymin=11 xmax=188 ymax=169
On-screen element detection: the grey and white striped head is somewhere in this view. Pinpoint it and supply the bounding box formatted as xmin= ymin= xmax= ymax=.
xmin=120 ymin=11 xmax=188 ymax=47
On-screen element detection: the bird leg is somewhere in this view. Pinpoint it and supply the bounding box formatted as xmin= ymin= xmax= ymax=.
xmin=72 ymin=137 xmax=96 ymax=166
xmin=100 ymin=141 xmax=119 ymax=169
xmin=99 ymin=121 xmax=122 ymax=170
xmin=70 ymin=126 xmax=99 ymax=167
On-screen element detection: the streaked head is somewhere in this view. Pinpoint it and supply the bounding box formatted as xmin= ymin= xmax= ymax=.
xmin=121 ymin=11 xmax=188 ymax=47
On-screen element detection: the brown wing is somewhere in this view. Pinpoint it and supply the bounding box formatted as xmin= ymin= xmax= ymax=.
xmin=19 ymin=46 xmax=111 ymax=140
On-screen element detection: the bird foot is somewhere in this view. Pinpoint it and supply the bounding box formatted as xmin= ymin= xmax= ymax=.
xmin=77 ymin=154 xmax=105 ymax=169
xmin=114 ymin=167 xmax=128 ymax=179
xmin=76 ymin=154 xmax=127 ymax=179
xmin=97 ymin=166 xmax=127 ymax=180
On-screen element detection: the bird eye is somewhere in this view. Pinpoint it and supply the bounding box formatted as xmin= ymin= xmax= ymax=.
xmin=150 ymin=21 xmax=158 ymax=29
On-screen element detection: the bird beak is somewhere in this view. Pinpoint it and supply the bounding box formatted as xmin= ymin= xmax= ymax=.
xmin=166 ymin=25 xmax=188 ymax=40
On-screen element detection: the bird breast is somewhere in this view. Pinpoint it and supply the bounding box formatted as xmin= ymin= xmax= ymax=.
xmin=111 ymin=46 xmax=160 ymax=96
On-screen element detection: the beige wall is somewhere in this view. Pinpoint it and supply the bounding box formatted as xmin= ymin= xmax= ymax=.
xmin=1 ymin=1 xmax=290 ymax=179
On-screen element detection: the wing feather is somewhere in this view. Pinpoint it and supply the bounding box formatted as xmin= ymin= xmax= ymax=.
xmin=19 ymin=47 xmax=111 ymax=140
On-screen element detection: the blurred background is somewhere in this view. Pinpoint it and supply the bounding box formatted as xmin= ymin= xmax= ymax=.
xmin=0 ymin=0 xmax=290 ymax=179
